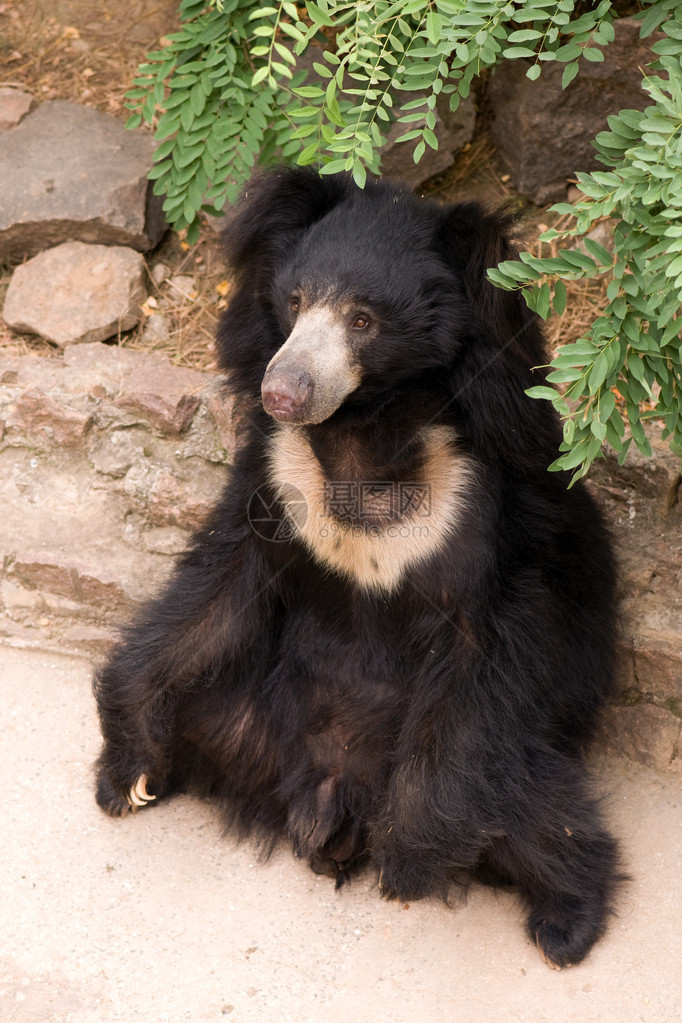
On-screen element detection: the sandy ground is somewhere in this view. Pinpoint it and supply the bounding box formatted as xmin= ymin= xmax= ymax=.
xmin=1 ymin=644 xmax=681 ymax=1023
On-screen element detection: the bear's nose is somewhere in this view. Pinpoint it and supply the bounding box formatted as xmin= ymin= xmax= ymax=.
xmin=261 ymin=368 xmax=313 ymax=421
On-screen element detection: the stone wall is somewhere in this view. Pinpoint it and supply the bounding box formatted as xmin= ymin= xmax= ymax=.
xmin=0 ymin=342 xmax=242 ymax=651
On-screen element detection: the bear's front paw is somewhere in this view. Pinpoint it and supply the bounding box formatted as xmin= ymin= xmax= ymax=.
xmin=96 ymin=769 xmax=157 ymax=818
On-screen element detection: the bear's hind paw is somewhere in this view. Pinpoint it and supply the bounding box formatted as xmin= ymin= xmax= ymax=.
xmin=126 ymin=774 xmax=157 ymax=810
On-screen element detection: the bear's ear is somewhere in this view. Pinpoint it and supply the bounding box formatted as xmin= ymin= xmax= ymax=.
xmin=433 ymin=202 xmax=559 ymax=467
xmin=433 ymin=201 xmax=533 ymax=352
xmin=222 ymin=168 xmax=353 ymax=284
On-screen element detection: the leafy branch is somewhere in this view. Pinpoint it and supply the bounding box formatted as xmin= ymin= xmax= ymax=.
xmin=489 ymin=5 xmax=682 ymax=480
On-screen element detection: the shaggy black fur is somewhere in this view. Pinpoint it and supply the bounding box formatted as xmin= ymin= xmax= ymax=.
xmin=94 ymin=169 xmax=621 ymax=967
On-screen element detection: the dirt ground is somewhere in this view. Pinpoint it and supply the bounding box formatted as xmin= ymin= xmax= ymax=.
xmin=1 ymin=644 xmax=681 ymax=1023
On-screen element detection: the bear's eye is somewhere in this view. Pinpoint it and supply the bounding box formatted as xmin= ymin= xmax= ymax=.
xmin=290 ymin=296 xmax=300 ymax=314
xmin=352 ymin=314 xmax=369 ymax=330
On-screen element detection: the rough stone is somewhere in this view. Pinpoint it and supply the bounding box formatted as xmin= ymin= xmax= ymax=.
xmin=8 ymin=553 xmax=136 ymax=613
xmin=61 ymin=342 xmax=205 ymax=436
xmin=488 ymin=18 xmax=659 ymax=204
xmin=196 ymin=382 xmax=248 ymax=457
xmin=599 ymin=704 xmax=681 ymax=773
xmin=0 ymin=87 xmax=36 ymax=133
xmin=3 ymin=242 xmax=148 ymax=346
xmin=140 ymin=312 xmax=171 ymax=345
xmin=167 ymin=274 xmax=198 ymax=302
xmin=151 ymin=262 xmax=171 ymax=286
xmin=113 ymin=389 xmax=200 ymax=436
xmin=381 ymin=94 xmax=477 ymax=188
xmin=5 ymin=388 xmax=93 ymax=446
xmin=60 ymin=623 xmax=119 ymax=653
xmin=0 ymin=100 xmax=166 ymax=262
xmin=88 ymin=428 xmax=148 ymax=479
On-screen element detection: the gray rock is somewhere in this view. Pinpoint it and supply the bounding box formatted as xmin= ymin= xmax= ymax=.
xmin=0 ymin=87 xmax=36 ymax=133
xmin=167 ymin=274 xmax=197 ymax=301
xmin=140 ymin=311 xmax=171 ymax=345
xmin=151 ymin=262 xmax=171 ymax=286
xmin=3 ymin=241 xmax=147 ymax=346
xmin=381 ymin=94 xmax=476 ymax=189
xmin=0 ymin=100 xmax=165 ymax=262
xmin=488 ymin=18 xmax=659 ymax=204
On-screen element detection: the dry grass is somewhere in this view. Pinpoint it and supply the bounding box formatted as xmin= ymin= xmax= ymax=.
xmin=124 ymin=225 xmax=228 ymax=371
xmin=0 ymin=0 xmax=177 ymax=114
xmin=424 ymin=132 xmax=515 ymax=206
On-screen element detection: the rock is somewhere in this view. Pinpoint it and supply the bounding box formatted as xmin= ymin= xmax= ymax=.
xmin=0 ymin=87 xmax=36 ymax=133
xmin=140 ymin=311 xmax=171 ymax=345
xmin=0 ymin=100 xmax=165 ymax=262
xmin=488 ymin=18 xmax=659 ymax=204
xmin=0 ymin=343 xmax=233 ymax=655
xmin=381 ymin=94 xmax=476 ymax=188
xmin=599 ymin=704 xmax=681 ymax=773
xmin=63 ymin=342 xmax=205 ymax=436
xmin=147 ymin=470 xmax=216 ymax=531
xmin=167 ymin=275 xmax=197 ymax=302
xmin=588 ymin=423 xmax=682 ymax=769
xmin=151 ymin=262 xmax=171 ymax=286
xmin=60 ymin=623 xmax=118 ymax=653
xmin=202 ymin=381 xmax=250 ymax=455
xmin=3 ymin=242 xmax=147 ymax=346
xmin=88 ymin=429 xmax=147 ymax=479
xmin=5 ymin=388 xmax=92 ymax=446
xmin=114 ymin=389 xmax=200 ymax=436
xmin=9 ymin=553 xmax=135 ymax=613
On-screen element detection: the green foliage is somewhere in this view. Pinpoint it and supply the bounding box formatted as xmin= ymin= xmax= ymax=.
xmin=126 ymin=0 xmax=682 ymax=475
xmin=490 ymin=3 xmax=682 ymax=480
xmin=127 ymin=0 xmax=622 ymax=238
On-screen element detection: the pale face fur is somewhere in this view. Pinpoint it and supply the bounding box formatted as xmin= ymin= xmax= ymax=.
xmin=268 ymin=424 xmax=477 ymax=594
xmin=261 ymin=302 xmax=365 ymax=424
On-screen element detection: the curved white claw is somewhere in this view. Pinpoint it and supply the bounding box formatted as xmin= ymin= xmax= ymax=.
xmin=126 ymin=774 xmax=157 ymax=808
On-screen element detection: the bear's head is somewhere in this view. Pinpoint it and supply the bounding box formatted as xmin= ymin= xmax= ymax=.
xmin=218 ymin=169 xmax=548 ymax=447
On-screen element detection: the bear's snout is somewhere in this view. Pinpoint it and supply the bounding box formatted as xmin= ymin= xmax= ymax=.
xmin=261 ymin=303 xmax=362 ymax=424
xmin=261 ymin=366 xmax=314 ymax=422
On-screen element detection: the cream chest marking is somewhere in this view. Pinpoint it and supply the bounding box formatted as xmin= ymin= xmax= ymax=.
xmin=268 ymin=424 xmax=476 ymax=594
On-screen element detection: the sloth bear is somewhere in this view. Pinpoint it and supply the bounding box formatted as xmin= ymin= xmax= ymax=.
xmin=94 ymin=168 xmax=620 ymax=967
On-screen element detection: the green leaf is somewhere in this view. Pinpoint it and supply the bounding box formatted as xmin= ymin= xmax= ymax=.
xmin=583 ymin=237 xmax=612 ymax=264
xmin=525 ymin=386 xmax=559 ymax=401
xmin=502 ymin=47 xmax=537 ymax=59
xmin=294 ymin=85 xmax=325 ymax=98
xmin=352 ymin=160 xmax=367 ymax=188
xmin=553 ymin=279 xmax=567 ymax=316
xmin=426 ymin=11 xmax=442 ymax=46
xmin=561 ymin=61 xmax=579 ymax=89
